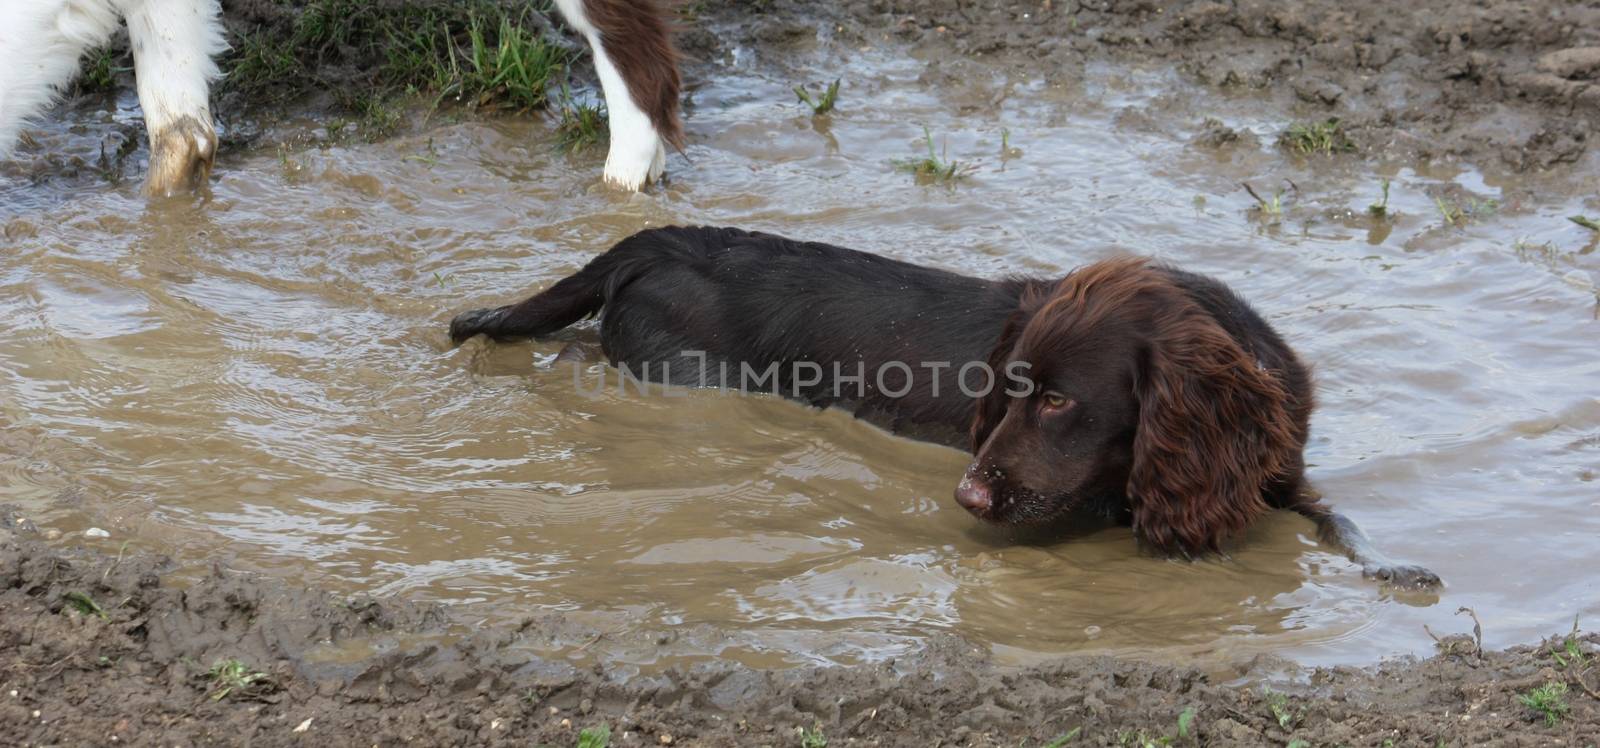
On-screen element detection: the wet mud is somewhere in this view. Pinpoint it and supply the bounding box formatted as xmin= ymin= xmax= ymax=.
xmin=733 ymin=0 xmax=1600 ymax=171
xmin=4 ymin=528 xmax=1599 ymax=746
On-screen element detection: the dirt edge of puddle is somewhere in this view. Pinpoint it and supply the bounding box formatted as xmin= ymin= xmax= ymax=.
xmin=4 ymin=525 xmax=1597 ymax=746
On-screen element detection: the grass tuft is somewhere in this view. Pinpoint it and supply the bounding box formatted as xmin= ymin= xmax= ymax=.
xmin=1043 ymin=727 xmax=1083 ymax=747
xmin=1243 ymin=181 xmax=1295 ymax=219
xmin=449 ymin=12 xmax=566 ymax=111
xmin=799 ymin=724 xmax=828 ymax=748
xmin=1264 ymin=688 xmax=1302 ymax=730
xmin=63 ymin=591 xmax=108 ymax=620
xmin=206 ymin=659 xmax=273 ymax=701
xmin=1368 ymin=178 xmax=1392 ymax=217
xmin=554 ymin=89 xmax=608 ymax=155
xmin=1000 ymin=127 xmax=1024 ymax=159
xmin=1280 ymin=118 xmax=1354 ymax=155
xmin=893 ymin=126 xmax=974 ymax=185
xmin=75 ymin=47 xmax=125 ymax=93
xmin=1435 ymin=195 xmax=1497 ymax=227
xmin=1551 ymin=615 xmax=1590 ymax=670
xmin=1106 ymin=708 xmax=1196 ymax=747
xmin=227 ymin=30 xmax=300 ymax=95
xmin=225 ymin=1 xmax=567 ymax=123
xmin=577 ymin=723 xmax=611 ymax=748
xmin=351 ymin=93 xmax=404 ymax=140
xmin=1518 ymin=681 xmax=1570 ymax=727
xmin=794 ymin=78 xmax=841 ymax=115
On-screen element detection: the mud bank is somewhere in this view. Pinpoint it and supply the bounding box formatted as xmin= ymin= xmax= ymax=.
xmin=713 ymin=0 xmax=1600 ymax=172
xmin=3 ymin=528 xmax=1597 ymax=747
xmin=22 ymin=0 xmax=1599 ymax=183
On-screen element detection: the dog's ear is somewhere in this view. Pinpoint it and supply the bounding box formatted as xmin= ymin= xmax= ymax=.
xmin=970 ymin=309 xmax=1027 ymax=451
xmin=970 ymin=281 xmax=1053 ymax=452
xmin=1126 ymin=311 xmax=1298 ymax=556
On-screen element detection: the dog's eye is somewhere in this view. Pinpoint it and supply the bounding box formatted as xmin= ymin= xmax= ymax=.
xmin=1042 ymin=392 xmax=1074 ymax=411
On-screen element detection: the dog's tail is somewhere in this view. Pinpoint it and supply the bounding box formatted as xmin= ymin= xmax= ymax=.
xmin=449 ymin=227 xmax=719 ymax=345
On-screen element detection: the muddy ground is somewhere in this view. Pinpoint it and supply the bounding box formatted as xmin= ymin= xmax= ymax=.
xmin=28 ymin=0 xmax=1600 ymax=174
xmin=3 ymin=521 xmax=1599 ymax=747
xmin=209 ymin=0 xmax=1599 ymax=171
xmin=7 ymin=0 xmax=1600 ymax=745
xmin=785 ymin=0 xmax=1600 ymax=171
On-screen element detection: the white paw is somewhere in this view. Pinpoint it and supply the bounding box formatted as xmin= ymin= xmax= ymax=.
xmin=602 ymin=128 xmax=666 ymax=191
xmin=144 ymin=115 xmax=216 ymax=197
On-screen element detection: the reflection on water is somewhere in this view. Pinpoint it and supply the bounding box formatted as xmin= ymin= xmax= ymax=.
xmin=2 ymin=49 xmax=1598 ymax=669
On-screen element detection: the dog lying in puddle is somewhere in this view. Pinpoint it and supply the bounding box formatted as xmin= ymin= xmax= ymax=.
xmin=451 ymin=226 xmax=1440 ymax=588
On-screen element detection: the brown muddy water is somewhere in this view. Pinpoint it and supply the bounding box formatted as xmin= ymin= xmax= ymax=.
xmin=2 ymin=50 xmax=1598 ymax=673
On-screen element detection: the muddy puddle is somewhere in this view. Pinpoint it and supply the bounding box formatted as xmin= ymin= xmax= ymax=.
xmin=2 ymin=42 xmax=1598 ymax=676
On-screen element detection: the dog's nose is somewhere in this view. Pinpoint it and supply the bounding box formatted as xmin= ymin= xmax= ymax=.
xmin=954 ymin=478 xmax=993 ymax=514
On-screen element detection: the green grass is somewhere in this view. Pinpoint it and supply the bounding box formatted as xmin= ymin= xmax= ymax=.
xmin=1115 ymin=730 xmax=1172 ymax=748
xmin=1551 ymin=616 xmax=1590 ymax=669
xmin=1043 ymin=727 xmax=1083 ymax=747
xmin=1570 ymin=215 xmax=1600 ymax=232
xmin=794 ymin=78 xmax=841 ymax=115
xmin=676 ymin=0 xmax=710 ymax=21
xmin=76 ymin=46 xmax=125 ymax=93
xmin=1368 ymin=178 xmax=1392 ymax=217
xmin=1435 ymin=196 xmax=1465 ymax=226
xmin=893 ymin=126 xmax=974 ymax=185
xmin=347 ymin=93 xmax=404 ymax=140
xmin=577 ymin=724 xmax=611 ymax=748
xmin=1264 ymin=688 xmax=1301 ymax=730
xmin=449 ymin=13 xmax=566 ymax=111
xmin=1518 ymin=681 xmax=1570 ymax=727
xmin=799 ymin=724 xmax=828 ymax=748
xmin=206 ymin=659 xmax=272 ymax=701
xmin=1243 ymin=181 xmax=1287 ymax=217
xmin=1435 ymin=195 xmax=1497 ymax=227
xmin=1280 ymin=118 xmax=1354 ymax=155
xmin=63 ymin=591 xmax=108 ymax=620
xmin=224 ymin=1 xmax=566 ymax=120
xmin=1107 ymin=708 xmax=1195 ymax=747
xmin=227 ymin=30 xmax=301 ymax=95
xmin=554 ymin=89 xmax=608 ymax=155
xmin=1000 ymin=127 xmax=1024 ymax=158
xmin=382 ymin=13 xmax=459 ymax=93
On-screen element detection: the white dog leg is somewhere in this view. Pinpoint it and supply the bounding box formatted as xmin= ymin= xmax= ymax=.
xmin=590 ymin=36 xmax=666 ymax=190
xmin=0 ymin=0 xmax=122 ymax=154
xmin=552 ymin=0 xmax=681 ymax=191
xmin=118 ymin=0 xmax=225 ymax=196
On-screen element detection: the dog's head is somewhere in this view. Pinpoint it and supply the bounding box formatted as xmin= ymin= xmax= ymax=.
xmin=959 ymin=257 xmax=1302 ymax=556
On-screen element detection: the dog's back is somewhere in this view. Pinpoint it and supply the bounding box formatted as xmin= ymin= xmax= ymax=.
xmin=450 ymin=226 xmax=1022 ymax=443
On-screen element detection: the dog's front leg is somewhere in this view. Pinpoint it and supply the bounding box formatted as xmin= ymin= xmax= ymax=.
xmin=120 ymin=0 xmax=225 ymax=197
xmin=1296 ymin=501 xmax=1442 ymax=589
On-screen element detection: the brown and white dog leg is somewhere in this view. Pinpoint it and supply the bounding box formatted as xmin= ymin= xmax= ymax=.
xmin=552 ymin=0 xmax=683 ymax=190
xmin=120 ymin=0 xmax=226 ymax=197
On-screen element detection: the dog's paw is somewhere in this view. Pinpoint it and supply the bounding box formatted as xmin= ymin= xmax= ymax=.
xmin=145 ymin=115 xmax=216 ymax=198
xmin=1365 ymin=563 xmax=1442 ymax=589
xmin=602 ymin=124 xmax=666 ymax=191
xmin=449 ymin=307 xmax=502 ymax=346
